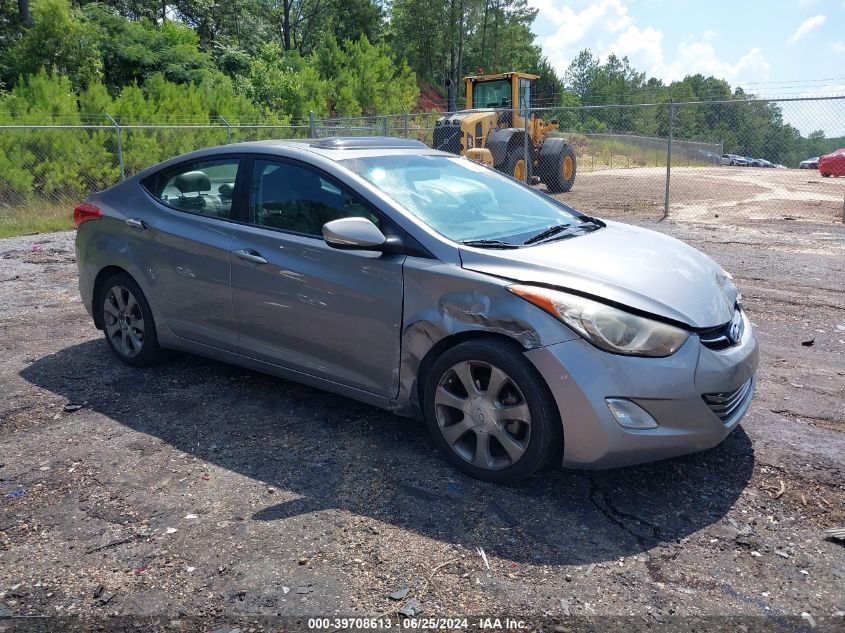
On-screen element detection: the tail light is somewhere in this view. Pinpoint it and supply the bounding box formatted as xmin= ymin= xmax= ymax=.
xmin=73 ymin=203 xmax=101 ymax=226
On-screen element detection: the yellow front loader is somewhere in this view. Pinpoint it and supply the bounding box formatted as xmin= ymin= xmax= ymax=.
xmin=433 ymin=72 xmax=576 ymax=192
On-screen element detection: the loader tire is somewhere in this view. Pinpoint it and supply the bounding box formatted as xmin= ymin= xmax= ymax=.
xmin=540 ymin=138 xmax=576 ymax=193
xmin=502 ymin=149 xmax=528 ymax=182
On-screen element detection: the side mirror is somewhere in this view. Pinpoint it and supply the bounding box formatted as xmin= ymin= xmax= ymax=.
xmin=322 ymin=217 xmax=387 ymax=251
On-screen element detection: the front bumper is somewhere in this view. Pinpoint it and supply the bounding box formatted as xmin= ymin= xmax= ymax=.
xmin=525 ymin=311 xmax=759 ymax=469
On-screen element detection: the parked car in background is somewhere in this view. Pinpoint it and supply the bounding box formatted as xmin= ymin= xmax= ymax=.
xmin=799 ymin=157 xmax=819 ymax=169
xmin=720 ymin=154 xmax=749 ymax=166
xmin=756 ymin=159 xmax=774 ymax=168
xmin=818 ymin=148 xmax=845 ymax=177
xmin=73 ymin=137 xmax=758 ymax=483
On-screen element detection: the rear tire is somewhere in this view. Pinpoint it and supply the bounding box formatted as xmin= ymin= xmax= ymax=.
xmin=540 ymin=139 xmax=576 ymax=193
xmin=423 ymin=338 xmax=562 ymax=483
xmin=98 ymin=273 xmax=166 ymax=367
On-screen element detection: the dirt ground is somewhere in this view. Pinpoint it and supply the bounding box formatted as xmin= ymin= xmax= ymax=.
xmin=1 ymin=167 xmax=844 ymax=632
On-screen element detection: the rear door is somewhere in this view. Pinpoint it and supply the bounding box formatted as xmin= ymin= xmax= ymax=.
xmin=129 ymin=156 xmax=243 ymax=351
xmin=229 ymin=156 xmax=405 ymax=397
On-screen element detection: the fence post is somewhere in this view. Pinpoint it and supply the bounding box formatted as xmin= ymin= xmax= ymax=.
xmin=382 ymin=116 xmax=389 ymax=136
xmin=404 ymin=113 xmax=410 ymax=139
xmin=662 ymin=102 xmax=675 ymax=220
xmin=105 ymin=113 xmax=125 ymax=181
xmin=309 ymin=111 xmax=317 ymax=139
xmin=523 ymin=104 xmax=530 ymax=184
xmin=219 ymin=115 xmax=232 ymax=144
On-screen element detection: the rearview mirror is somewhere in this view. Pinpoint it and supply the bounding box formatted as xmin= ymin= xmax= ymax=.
xmin=322 ymin=217 xmax=387 ymax=251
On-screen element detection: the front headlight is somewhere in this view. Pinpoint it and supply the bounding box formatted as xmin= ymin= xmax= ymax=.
xmin=508 ymin=285 xmax=689 ymax=357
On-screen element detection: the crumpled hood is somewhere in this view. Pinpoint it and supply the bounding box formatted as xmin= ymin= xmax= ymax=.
xmin=459 ymin=220 xmax=737 ymax=328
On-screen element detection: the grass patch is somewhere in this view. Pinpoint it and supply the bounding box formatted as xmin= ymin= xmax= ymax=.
xmin=565 ymin=133 xmax=716 ymax=172
xmin=0 ymin=201 xmax=74 ymax=239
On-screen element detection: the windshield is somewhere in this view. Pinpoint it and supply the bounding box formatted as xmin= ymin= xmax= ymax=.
xmin=473 ymin=79 xmax=512 ymax=108
xmin=340 ymin=154 xmax=587 ymax=244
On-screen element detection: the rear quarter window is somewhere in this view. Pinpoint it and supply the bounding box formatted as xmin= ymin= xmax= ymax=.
xmin=141 ymin=158 xmax=240 ymax=220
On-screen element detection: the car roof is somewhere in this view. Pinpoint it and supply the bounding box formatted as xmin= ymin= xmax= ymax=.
xmin=133 ymin=137 xmax=452 ymax=179
xmin=129 ymin=137 xmax=452 ymax=181
xmin=207 ymin=137 xmax=447 ymax=160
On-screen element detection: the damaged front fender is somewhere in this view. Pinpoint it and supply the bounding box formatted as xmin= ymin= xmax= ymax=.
xmin=391 ymin=258 xmax=577 ymax=417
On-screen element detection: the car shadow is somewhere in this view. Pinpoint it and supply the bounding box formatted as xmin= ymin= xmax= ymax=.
xmin=21 ymin=339 xmax=754 ymax=566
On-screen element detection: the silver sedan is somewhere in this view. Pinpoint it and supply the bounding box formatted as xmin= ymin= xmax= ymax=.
xmin=74 ymin=137 xmax=758 ymax=483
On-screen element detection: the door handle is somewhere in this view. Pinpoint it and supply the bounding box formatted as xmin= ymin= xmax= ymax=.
xmin=234 ymin=249 xmax=268 ymax=265
xmin=125 ymin=218 xmax=147 ymax=230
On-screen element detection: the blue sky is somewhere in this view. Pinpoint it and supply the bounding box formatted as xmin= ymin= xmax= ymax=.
xmin=528 ymin=0 xmax=845 ymax=90
xmin=526 ymin=0 xmax=845 ymax=134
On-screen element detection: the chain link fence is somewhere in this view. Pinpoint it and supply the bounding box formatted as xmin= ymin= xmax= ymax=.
xmin=1 ymin=96 xmax=843 ymax=236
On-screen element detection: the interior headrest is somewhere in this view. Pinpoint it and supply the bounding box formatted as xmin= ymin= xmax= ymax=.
xmin=174 ymin=170 xmax=211 ymax=194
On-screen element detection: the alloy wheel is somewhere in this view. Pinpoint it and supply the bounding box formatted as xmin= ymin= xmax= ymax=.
xmin=103 ymin=285 xmax=145 ymax=358
xmin=434 ymin=360 xmax=531 ymax=470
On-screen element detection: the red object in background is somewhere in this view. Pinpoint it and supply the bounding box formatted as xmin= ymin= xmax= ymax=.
xmin=818 ymin=148 xmax=845 ymax=177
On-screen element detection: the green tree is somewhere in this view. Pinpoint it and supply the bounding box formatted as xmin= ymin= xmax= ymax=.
xmin=1 ymin=0 xmax=102 ymax=90
xmin=563 ymin=50 xmax=598 ymax=100
xmin=335 ymin=36 xmax=418 ymax=115
xmin=80 ymin=4 xmax=214 ymax=87
xmin=390 ymin=0 xmax=448 ymax=84
xmin=329 ymin=0 xmax=383 ymax=44
xmin=239 ymin=42 xmax=317 ymax=119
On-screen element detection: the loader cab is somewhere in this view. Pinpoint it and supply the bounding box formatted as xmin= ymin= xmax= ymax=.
xmin=465 ymin=72 xmax=537 ymax=128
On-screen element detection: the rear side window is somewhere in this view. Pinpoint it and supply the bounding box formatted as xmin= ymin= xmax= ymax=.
xmin=142 ymin=158 xmax=240 ymax=219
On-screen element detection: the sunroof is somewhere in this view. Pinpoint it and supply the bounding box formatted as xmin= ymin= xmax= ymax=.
xmin=309 ymin=137 xmax=428 ymax=150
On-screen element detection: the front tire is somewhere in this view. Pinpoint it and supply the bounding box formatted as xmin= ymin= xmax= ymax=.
xmin=502 ymin=149 xmax=527 ymax=182
xmin=98 ymin=273 xmax=165 ymax=367
xmin=423 ymin=338 xmax=562 ymax=483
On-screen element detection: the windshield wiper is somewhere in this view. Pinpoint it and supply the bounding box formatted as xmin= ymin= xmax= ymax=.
xmin=523 ymin=220 xmax=602 ymax=245
xmin=522 ymin=224 xmax=581 ymax=245
xmin=460 ymin=239 xmax=520 ymax=249
xmin=576 ymin=214 xmax=604 ymax=227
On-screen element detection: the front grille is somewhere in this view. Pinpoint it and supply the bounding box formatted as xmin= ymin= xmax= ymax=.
xmin=698 ymin=305 xmax=745 ymax=351
xmin=433 ymin=124 xmax=462 ymax=155
xmin=702 ymin=378 xmax=754 ymax=424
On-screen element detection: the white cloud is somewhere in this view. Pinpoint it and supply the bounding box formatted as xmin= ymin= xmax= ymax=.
xmin=786 ymin=14 xmax=826 ymax=44
xmin=832 ymin=41 xmax=845 ymax=53
xmin=531 ymin=0 xmax=770 ymax=88
xmin=649 ymin=32 xmax=771 ymax=83
xmin=535 ymin=0 xmax=633 ymax=71
xmin=604 ymin=25 xmax=664 ymax=67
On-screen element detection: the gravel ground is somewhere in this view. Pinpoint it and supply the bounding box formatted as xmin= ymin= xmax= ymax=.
xmin=1 ymin=167 xmax=844 ymax=632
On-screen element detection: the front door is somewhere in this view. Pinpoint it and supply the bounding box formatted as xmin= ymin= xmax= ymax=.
xmin=229 ymin=157 xmax=405 ymax=397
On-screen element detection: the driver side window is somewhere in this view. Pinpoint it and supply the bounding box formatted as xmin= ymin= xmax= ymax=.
xmin=249 ymin=159 xmax=379 ymax=236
